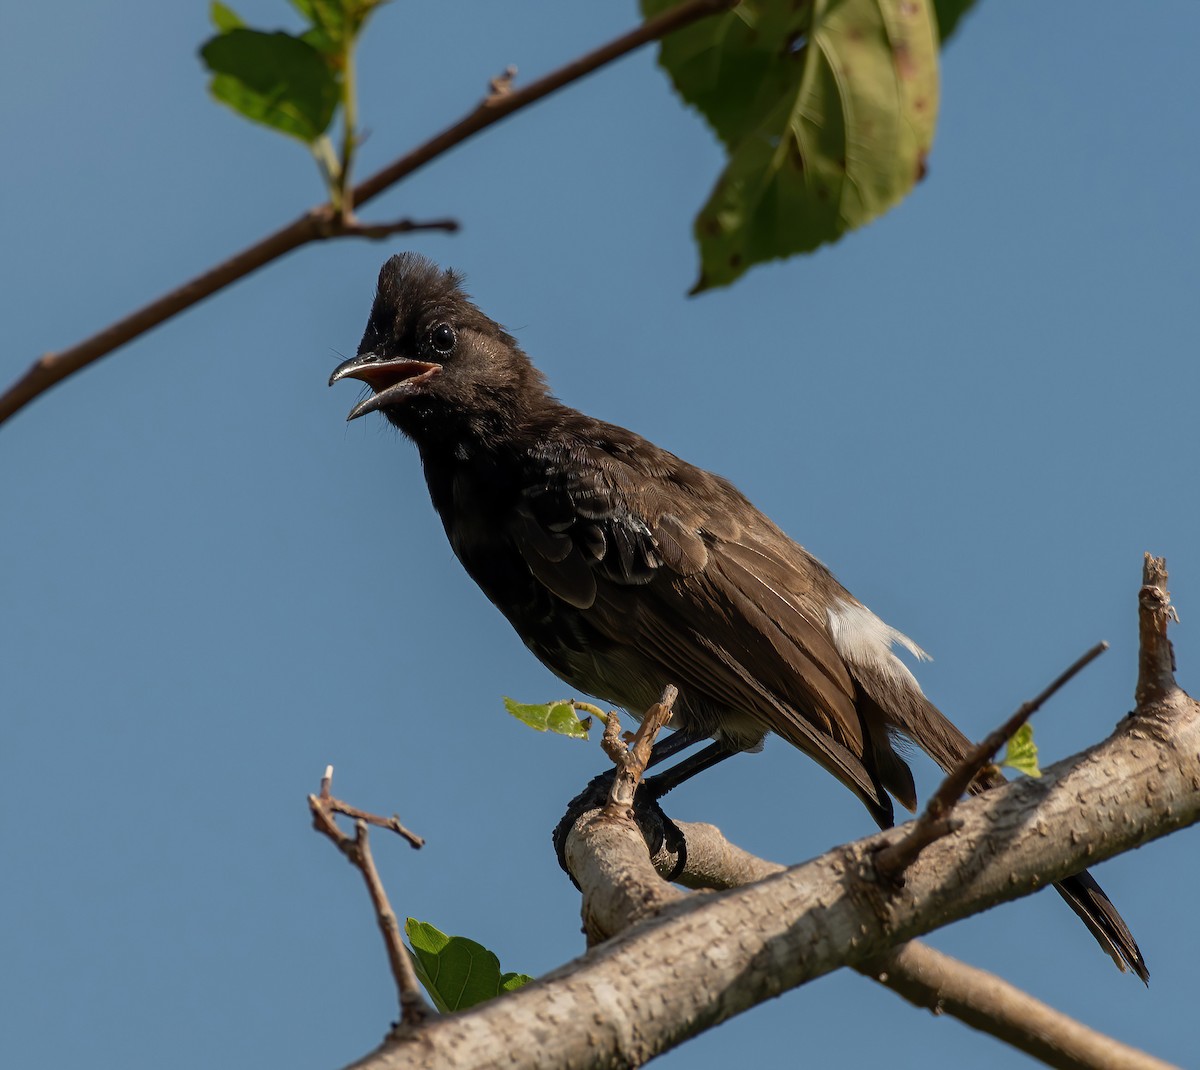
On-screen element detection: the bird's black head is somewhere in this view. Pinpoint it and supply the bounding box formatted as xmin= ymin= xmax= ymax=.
xmin=330 ymin=253 xmax=549 ymax=444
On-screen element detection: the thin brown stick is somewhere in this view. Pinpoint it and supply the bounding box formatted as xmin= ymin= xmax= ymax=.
xmin=308 ymin=766 xmax=432 ymax=1026
xmin=0 ymin=0 xmax=737 ymax=426
xmin=876 ymin=641 xmax=1109 ymax=879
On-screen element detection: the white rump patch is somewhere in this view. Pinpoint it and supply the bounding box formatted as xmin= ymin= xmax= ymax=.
xmin=827 ymin=599 xmax=930 ymax=692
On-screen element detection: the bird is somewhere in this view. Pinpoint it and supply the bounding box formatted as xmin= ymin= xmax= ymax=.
xmin=330 ymin=252 xmax=1147 ymax=982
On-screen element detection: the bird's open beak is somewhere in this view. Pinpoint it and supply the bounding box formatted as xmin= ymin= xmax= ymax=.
xmin=329 ymin=353 xmax=443 ymax=421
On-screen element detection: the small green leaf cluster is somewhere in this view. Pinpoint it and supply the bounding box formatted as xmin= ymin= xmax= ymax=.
xmin=406 ymin=919 xmax=533 ymax=1013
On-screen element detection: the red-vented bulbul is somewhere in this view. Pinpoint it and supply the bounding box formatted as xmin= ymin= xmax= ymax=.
xmin=331 ymin=253 xmax=1147 ymax=981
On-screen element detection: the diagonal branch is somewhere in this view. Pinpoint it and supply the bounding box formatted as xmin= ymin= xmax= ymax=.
xmin=0 ymin=0 xmax=738 ymax=426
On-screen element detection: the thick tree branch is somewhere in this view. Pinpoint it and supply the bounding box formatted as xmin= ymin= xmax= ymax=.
xmin=346 ymin=676 xmax=1200 ymax=1069
xmin=652 ymin=820 xmax=1179 ymax=1070
xmin=0 ymin=0 xmax=737 ymax=426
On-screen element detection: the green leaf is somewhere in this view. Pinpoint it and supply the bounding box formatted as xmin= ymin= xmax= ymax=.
xmin=1000 ymin=724 xmax=1042 ymax=778
xmin=642 ymin=0 xmax=809 ymax=152
xmin=209 ymin=1 xmax=244 ymax=31
xmin=644 ymin=0 xmax=939 ymax=291
xmin=503 ymin=697 xmax=591 ymax=740
xmin=200 ymin=28 xmax=339 ymax=143
xmin=932 ymin=0 xmax=978 ymax=43
xmin=405 ymin=919 xmax=532 ymax=1012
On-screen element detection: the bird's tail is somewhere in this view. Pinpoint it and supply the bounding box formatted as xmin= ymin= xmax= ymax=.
xmin=1054 ymin=871 xmax=1148 ymax=983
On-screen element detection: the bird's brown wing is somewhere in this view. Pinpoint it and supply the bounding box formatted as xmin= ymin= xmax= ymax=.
xmin=507 ymin=441 xmax=895 ymax=823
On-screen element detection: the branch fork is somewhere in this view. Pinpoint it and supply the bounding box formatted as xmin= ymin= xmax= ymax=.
xmin=308 ymin=766 xmax=432 ymax=1029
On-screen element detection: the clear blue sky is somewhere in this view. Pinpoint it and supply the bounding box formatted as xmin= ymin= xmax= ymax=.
xmin=3 ymin=3 xmax=1198 ymax=1067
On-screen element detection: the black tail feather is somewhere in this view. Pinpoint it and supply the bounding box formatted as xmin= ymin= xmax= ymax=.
xmin=1056 ymin=872 xmax=1150 ymax=984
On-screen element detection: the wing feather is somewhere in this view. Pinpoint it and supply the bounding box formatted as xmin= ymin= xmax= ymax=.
xmin=505 ymin=443 xmax=893 ymax=818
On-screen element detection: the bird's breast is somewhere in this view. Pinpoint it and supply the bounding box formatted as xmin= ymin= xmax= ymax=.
xmin=422 ymin=450 xmax=646 ymax=702
xmin=424 ymin=453 xmax=559 ymax=630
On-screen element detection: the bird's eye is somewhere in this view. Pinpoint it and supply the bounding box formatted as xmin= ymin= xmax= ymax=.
xmin=430 ymin=323 xmax=456 ymax=354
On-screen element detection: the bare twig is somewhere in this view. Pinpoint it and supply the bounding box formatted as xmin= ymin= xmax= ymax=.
xmin=308 ymin=766 xmax=432 ymax=1027
xmin=0 ymin=0 xmax=738 ymax=425
xmin=600 ymin=684 xmax=678 ymax=813
xmin=875 ymin=642 xmax=1109 ymax=879
xmin=1136 ymin=554 xmax=1180 ymax=707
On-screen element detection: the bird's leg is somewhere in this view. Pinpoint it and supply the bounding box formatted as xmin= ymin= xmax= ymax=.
xmin=645 ymin=725 xmax=710 ymax=768
xmin=643 ymin=740 xmax=739 ymax=798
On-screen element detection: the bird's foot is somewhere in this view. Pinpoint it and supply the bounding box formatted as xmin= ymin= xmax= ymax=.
xmin=552 ymin=770 xmax=687 ymax=887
